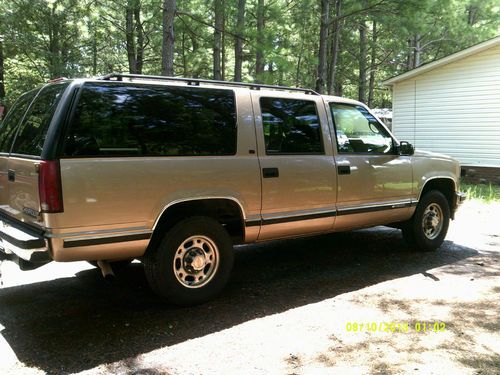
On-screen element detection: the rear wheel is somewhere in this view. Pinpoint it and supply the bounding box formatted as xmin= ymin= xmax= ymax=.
xmin=402 ymin=190 xmax=450 ymax=252
xmin=144 ymin=216 xmax=233 ymax=306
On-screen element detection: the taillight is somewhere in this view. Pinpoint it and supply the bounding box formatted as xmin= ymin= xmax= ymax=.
xmin=38 ymin=160 xmax=64 ymax=213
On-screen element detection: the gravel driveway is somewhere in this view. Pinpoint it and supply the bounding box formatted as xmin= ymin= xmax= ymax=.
xmin=0 ymin=200 xmax=498 ymax=375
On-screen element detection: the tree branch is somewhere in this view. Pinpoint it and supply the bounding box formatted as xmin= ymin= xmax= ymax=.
xmin=177 ymin=10 xmax=250 ymax=42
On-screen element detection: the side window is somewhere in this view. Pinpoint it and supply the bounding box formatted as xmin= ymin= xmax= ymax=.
xmin=330 ymin=103 xmax=394 ymax=154
xmin=63 ymin=83 xmax=237 ymax=157
xmin=11 ymin=83 xmax=69 ymax=156
xmin=260 ymin=97 xmax=323 ymax=154
xmin=0 ymin=90 xmax=38 ymax=153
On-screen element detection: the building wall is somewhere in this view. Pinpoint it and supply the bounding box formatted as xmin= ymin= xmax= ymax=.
xmin=392 ymin=43 xmax=500 ymax=167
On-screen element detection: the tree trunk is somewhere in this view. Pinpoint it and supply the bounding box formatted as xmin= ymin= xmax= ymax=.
xmin=295 ymin=43 xmax=303 ymax=87
xmin=213 ymin=0 xmax=223 ymax=80
xmin=162 ymin=0 xmax=176 ymax=76
xmin=221 ymin=7 xmax=226 ymax=80
xmin=0 ymin=37 xmax=6 ymax=103
xmin=327 ymin=0 xmax=341 ymax=95
xmin=406 ymin=38 xmax=413 ymax=70
xmin=234 ymin=0 xmax=246 ymax=82
xmin=358 ymin=20 xmax=367 ymax=103
xmin=48 ymin=7 xmax=63 ymax=78
xmin=126 ymin=1 xmax=137 ymax=73
xmin=92 ymin=28 xmax=98 ymax=75
xmin=367 ymin=20 xmax=377 ymax=107
xmin=134 ymin=3 xmax=144 ymax=74
xmin=335 ymin=81 xmax=342 ymax=97
xmin=125 ymin=0 xmax=144 ymax=74
xmin=413 ymin=34 xmax=421 ymax=68
xmin=316 ymin=0 xmax=329 ymax=93
xmin=255 ymin=0 xmax=265 ymax=83
xmin=467 ymin=5 xmax=479 ymax=25
xmin=181 ymin=30 xmax=187 ymax=76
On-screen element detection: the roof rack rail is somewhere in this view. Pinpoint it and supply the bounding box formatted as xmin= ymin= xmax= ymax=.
xmin=98 ymin=73 xmax=319 ymax=95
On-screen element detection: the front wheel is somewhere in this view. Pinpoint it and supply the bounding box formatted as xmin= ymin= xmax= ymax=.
xmin=402 ymin=190 xmax=450 ymax=252
xmin=144 ymin=216 xmax=234 ymax=306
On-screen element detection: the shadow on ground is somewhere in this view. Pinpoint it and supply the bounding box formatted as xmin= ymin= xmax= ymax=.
xmin=0 ymin=227 xmax=478 ymax=374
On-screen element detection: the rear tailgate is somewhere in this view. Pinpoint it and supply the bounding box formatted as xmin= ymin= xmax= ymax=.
xmin=0 ymin=81 xmax=69 ymax=225
xmin=4 ymin=157 xmax=42 ymax=224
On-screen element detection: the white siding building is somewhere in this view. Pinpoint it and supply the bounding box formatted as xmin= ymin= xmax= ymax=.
xmin=384 ymin=36 xmax=500 ymax=170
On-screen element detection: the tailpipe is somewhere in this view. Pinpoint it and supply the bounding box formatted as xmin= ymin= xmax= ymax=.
xmin=97 ymin=260 xmax=115 ymax=281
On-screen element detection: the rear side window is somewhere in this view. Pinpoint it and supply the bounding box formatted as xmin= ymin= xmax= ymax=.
xmin=11 ymin=82 xmax=69 ymax=156
xmin=0 ymin=90 xmax=38 ymax=153
xmin=63 ymin=83 xmax=237 ymax=157
xmin=260 ymin=97 xmax=323 ymax=154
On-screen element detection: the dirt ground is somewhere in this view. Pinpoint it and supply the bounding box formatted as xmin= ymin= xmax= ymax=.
xmin=0 ymin=200 xmax=499 ymax=375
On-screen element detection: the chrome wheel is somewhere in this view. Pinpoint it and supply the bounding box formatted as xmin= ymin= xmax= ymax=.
xmin=422 ymin=203 xmax=443 ymax=240
xmin=173 ymin=235 xmax=219 ymax=288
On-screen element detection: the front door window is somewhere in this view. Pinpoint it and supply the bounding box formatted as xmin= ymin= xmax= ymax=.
xmin=330 ymin=103 xmax=394 ymax=154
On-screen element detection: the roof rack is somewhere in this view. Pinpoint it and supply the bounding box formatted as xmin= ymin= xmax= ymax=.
xmin=98 ymin=73 xmax=319 ymax=95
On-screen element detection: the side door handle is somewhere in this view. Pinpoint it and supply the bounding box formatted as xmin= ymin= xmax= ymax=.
xmin=337 ymin=165 xmax=351 ymax=175
xmin=262 ymin=167 xmax=279 ymax=178
xmin=7 ymin=169 xmax=15 ymax=182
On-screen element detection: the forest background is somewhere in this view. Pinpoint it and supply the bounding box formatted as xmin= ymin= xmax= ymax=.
xmin=0 ymin=0 xmax=499 ymax=111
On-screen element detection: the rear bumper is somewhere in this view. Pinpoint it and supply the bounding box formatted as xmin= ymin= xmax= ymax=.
xmin=0 ymin=215 xmax=51 ymax=264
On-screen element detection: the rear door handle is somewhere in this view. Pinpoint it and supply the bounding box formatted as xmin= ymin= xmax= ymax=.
xmin=262 ymin=167 xmax=279 ymax=178
xmin=7 ymin=169 xmax=15 ymax=182
xmin=337 ymin=165 xmax=351 ymax=175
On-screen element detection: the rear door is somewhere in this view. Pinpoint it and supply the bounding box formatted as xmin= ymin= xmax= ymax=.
xmin=2 ymin=82 xmax=68 ymax=224
xmin=251 ymin=92 xmax=337 ymax=240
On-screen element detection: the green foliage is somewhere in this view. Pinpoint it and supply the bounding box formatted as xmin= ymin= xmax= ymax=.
xmin=0 ymin=0 xmax=498 ymax=108
xmin=460 ymin=183 xmax=500 ymax=203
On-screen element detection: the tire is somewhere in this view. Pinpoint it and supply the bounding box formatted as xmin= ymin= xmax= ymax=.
xmin=144 ymin=216 xmax=234 ymax=306
xmin=402 ymin=190 xmax=450 ymax=252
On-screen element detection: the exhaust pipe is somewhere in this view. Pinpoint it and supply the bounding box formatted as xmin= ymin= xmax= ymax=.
xmin=97 ymin=260 xmax=115 ymax=281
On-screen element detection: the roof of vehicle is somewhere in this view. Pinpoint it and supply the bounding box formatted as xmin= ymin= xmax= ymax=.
xmin=322 ymin=94 xmax=365 ymax=106
xmin=52 ymin=73 xmax=365 ymax=105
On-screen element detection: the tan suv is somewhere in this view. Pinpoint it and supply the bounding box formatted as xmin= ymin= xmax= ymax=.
xmin=0 ymin=73 xmax=466 ymax=305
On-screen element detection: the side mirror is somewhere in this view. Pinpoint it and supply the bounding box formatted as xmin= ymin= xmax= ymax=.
xmin=399 ymin=141 xmax=414 ymax=156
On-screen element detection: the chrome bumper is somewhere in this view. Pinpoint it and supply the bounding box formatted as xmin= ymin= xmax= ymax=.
xmin=0 ymin=219 xmax=51 ymax=263
xmin=455 ymin=191 xmax=467 ymax=210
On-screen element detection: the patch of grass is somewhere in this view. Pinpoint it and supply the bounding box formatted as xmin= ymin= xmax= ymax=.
xmin=460 ymin=183 xmax=500 ymax=203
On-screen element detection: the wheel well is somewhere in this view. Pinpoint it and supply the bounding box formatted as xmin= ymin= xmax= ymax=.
xmin=420 ymin=178 xmax=455 ymax=217
xmin=146 ymin=199 xmax=245 ymax=254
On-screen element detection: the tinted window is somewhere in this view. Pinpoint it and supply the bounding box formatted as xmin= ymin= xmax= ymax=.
xmin=330 ymin=103 xmax=394 ymax=154
xmin=63 ymin=83 xmax=237 ymax=157
xmin=0 ymin=90 xmax=38 ymax=153
xmin=260 ymin=97 xmax=323 ymax=154
xmin=11 ymin=82 xmax=69 ymax=156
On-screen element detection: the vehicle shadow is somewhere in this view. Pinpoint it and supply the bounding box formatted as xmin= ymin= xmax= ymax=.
xmin=0 ymin=227 xmax=478 ymax=374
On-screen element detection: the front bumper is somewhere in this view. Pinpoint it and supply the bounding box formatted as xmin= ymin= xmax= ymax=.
xmin=454 ymin=191 xmax=467 ymax=210
xmin=0 ymin=215 xmax=51 ymax=264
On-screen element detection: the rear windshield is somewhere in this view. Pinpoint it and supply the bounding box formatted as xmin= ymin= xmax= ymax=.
xmin=10 ymin=82 xmax=69 ymax=156
xmin=0 ymin=90 xmax=38 ymax=153
xmin=62 ymin=83 xmax=237 ymax=157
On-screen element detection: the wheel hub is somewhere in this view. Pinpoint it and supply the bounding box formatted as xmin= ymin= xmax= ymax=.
xmin=184 ymin=249 xmax=207 ymax=272
xmin=173 ymin=235 xmax=219 ymax=288
xmin=422 ymin=203 xmax=443 ymax=240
